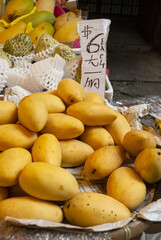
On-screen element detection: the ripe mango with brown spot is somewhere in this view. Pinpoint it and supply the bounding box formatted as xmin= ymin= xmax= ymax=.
xmin=63 ymin=192 xmax=131 ymax=227
xmin=19 ymin=162 xmax=79 ymax=201
xmin=134 ymin=148 xmax=161 ymax=184
xmin=83 ymin=145 xmax=126 ymax=180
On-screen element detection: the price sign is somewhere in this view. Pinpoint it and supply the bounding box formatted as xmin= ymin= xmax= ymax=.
xmin=77 ymin=19 xmax=111 ymax=97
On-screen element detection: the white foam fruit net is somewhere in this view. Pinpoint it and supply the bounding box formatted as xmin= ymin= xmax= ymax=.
xmin=30 ymin=54 xmax=66 ymax=90
xmin=0 ymin=54 xmax=66 ymax=93
xmin=5 ymin=50 xmax=35 ymax=65
xmin=0 ymin=58 xmax=10 ymax=92
xmin=33 ymin=44 xmax=60 ymax=62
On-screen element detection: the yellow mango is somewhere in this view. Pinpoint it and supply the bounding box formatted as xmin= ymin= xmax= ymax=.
xmin=80 ymin=126 xmax=114 ymax=150
xmin=0 ymin=147 xmax=32 ymax=187
xmin=35 ymin=0 xmax=55 ymax=13
xmin=54 ymin=12 xmax=77 ymax=31
xmin=32 ymin=133 xmax=61 ymax=166
xmin=134 ymin=148 xmax=161 ymax=184
xmin=54 ymin=17 xmax=83 ymax=42
xmin=59 ymin=139 xmax=94 ymax=167
xmin=123 ymin=130 xmax=156 ymax=157
xmin=0 ymin=101 xmax=18 ymax=124
xmin=0 ymin=21 xmax=27 ymax=44
xmin=0 ymin=124 xmax=37 ymax=151
xmin=41 ymin=113 xmax=84 ymax=140
xmin=83 ymin=145 xmax=126 ymax=180
xmin=67 ymin=102 xmax=117 ymax=126
xmin=107 ymin=166 xmax=146 ymax=211
xmin=0 ymin=187 xmax=9 ymax=202
xmin=0 ymin=196 xmax=63 ymax=222
xmin=18 ymin=95 xmax=48 ymax=132
xmin=19 ymin=162 xmax=79 ymax=201
xmin=2 ymin=0 xmax=34 ymax=22
xmin=63 ymin=192 xmax=131 ymax=227
xmin=57 ymin=78 xmax=86 ymax=106
xmin=85 ymin=92 xmax=104 ymax=104
xmin=29 ymin=22 xmax=54 ymax=46
xmin=31 ymin=92 xmax=66 ymax=113
xmin=105 ymin=111 xmax=131 ymax=146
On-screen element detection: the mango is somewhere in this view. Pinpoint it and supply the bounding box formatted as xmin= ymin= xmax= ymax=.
xmin=80 ymin=126 xmax=114 ymax=150
xmin=83 ymin=145 xmax=126 ymax=180
xmin=0 ymin=147 xmax=32 ymax=187
xmin=18 ymin=95 xmax=48 ymax=132
xmin=134 ymin=148 xmax=161 ymax=184
xmin=123 ymin=130 xmax=156 ymax=157
xmin=59 ymin=139 xmax=94 ymax=167
xmin=23 ymin=11 xmax=55 ymax=28
xmin=105 ymin=111 xmax=131 ymax=146
xmin=107 ymin=166 xmax=146 ymax=211
xmin=57 ymin=78 xmax=86 ymax=106
xmin=67 ymin=102 xmax=117 ymax=126
xmin=85 ymin=92 xmax=105 ymax=104
xmin=0 ymin=187 xmax=9 ymax=201
xmin=0 ymin=124 xmax=37 ymax=151
xmin=41 ymin=113 xmax=84 ymax=140
xmin=19 ymin=162 xmax=79 ymax=201
xmin=63 ymin=192 xmax=132 ymax=227
xmin=54 ymin=11 xmax=77 ymax=31
xmin=0 ymin=101 xmax=18 ymax=124
xmin=0 ymin=21 xmax=26 ymax=44
xmin=2 ymin=0 xmax=34 ymax=22
xmin=31 ymin=92 xmax=66 ymax=113
xmin=35 ymin=0 xmax=55 ymax=13
xmin=32 ymin=133 xmax=62 ymax=166
xmin=0 ymin=196 xmax=63 ymax=222
xmin=54 ymin=17 xmax=83 ymax=42
xmin=29 ymin=22 xmax=54 ymax=46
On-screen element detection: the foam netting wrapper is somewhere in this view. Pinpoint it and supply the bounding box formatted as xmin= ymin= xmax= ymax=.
xmin=0 ymin=58 xmax=10 ymax=92
xmin=5 ymin=50 xmax=35 ymax=65
xmin=33 ymin=44 xmax=61 ymax=62
xmin=0 ymin=54 xmax=66 ymax=93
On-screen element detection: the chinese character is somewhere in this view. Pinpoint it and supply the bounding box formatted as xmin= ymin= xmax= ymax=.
xmin=85 ymin=55 xmax=99 ymax=67
xmin=81 ymin=25 xmax=93 ymax=39
xmin=84 ymin=77 xmax=100 ymax=89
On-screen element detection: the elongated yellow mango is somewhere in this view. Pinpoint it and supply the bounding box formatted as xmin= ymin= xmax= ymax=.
xmin=0 ymin=147 xmax=32 ymax=187
xmin=0 ymin=124 xmax=37 ymax=151
xmin=32 ymin=133 xmax=62 ymax=166
xmin=105 ymin=111 xmax=131 ymax=146
xmin=67 ymin=102 xmax=117 ymax=126
xmin=19 ymin=162 xmax=79 ymax=201
xmin=63 ymin=192 xmax=131 ymax=227
xmin=41 ymin=113 xmax=84 ymax=140
xmin=0 ymin=101 xmax=18 ymax=124
xmin=0 ymin=196 xmax=63 ymax=222
xmin=83 ymin=145 xmax=126 ymax=180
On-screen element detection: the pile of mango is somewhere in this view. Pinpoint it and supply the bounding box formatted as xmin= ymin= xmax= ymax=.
xmin=0 ymin=0 xmax=82 ymax=45
xmin=0 ymin=78 xmax=160 ymax=227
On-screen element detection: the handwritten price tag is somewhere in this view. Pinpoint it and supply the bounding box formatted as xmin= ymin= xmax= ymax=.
xmin=77 ymin=19 xmax=111 ymax=97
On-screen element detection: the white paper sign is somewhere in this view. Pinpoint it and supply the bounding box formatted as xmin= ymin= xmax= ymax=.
xmin=77 ymin=19 xmax=111 ymax=97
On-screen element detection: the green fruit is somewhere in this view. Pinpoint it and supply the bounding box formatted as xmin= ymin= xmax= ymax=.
xmin=2 ymin=0 xmax=34 ymax=23
xmin=23 ymin=11 xmax=55 ymax=28
xmin=3 ymin=33 xmax=33 ymax=57
xmin=35 ymin=34 xmax=59 ymax=53
xmin=53 ymin=44 xmax=76 ymax=62
xmin=0 ymin=49 xmax=12 ymax=67
xmin=29 ymin=22 xmax=54 ymax=46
